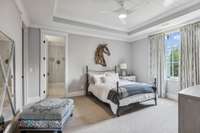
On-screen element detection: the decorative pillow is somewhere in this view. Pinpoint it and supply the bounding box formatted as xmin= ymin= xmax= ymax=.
xmin=88 ymin=72 xmax=101 ymax=84
xmin=106 ymin=72 xmax=119 ymax=81
xmin=93 ymin=74 xmax=104 ymax=85
xmin=103 ymin=73 xmax=119 ymax=84
xmin=89 ymin=73 xmax=105 ymax=85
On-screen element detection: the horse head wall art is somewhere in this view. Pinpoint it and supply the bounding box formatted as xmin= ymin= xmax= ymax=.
xmin=95 ymin=44 xmax=111 ymax=67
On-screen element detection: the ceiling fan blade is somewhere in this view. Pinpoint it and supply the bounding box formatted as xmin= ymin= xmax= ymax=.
xmin=113 ymin=7 xmax=124 ymax=14
xmin=126 ymin=9 xmax=134 ymax=15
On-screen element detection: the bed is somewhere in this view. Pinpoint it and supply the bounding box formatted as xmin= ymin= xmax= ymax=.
xmin=86 ymin=66 xmax=157 ymax=116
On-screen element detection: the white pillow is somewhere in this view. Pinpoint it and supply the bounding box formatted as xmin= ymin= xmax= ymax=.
xmin=106 ymin=72 xmax=119 ymax=81
xmin=103 ymin=73 xmax=119 ymax=84
xmin=89 ymin=72 xmax=103 ymax=84
xmin=92 ymin=74 xmax=105 ymax=85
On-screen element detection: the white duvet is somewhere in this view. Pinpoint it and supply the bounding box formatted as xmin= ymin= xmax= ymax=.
xmin=88 ymin=79 xmax=155 ymax=114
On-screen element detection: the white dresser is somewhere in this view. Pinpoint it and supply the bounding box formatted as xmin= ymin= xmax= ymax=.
xmin=179 ymin=85 xmax=200 ymax=133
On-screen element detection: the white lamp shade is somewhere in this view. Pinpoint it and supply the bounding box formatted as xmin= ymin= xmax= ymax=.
xmin=120 ymin=63 xmax=127 ymax=69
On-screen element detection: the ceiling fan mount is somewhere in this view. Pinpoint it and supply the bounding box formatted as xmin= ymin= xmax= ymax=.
xmin=100 ymin=0 xmax=134 ymax=24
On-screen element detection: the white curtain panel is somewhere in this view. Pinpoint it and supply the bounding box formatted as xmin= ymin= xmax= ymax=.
xmin=180 ymin=23 xmax=200 ymax=90
xmin=149 ymin=33 xmax=166 ymax=97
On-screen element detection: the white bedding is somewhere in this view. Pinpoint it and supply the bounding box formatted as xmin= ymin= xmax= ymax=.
xmin=88 ymin=79 xmax=155 ymax=114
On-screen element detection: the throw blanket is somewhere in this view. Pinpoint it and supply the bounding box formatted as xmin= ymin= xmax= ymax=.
xmin=107 ymin=82 xmax=155 ymax=105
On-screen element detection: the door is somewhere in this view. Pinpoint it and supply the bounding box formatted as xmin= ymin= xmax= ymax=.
xmin=40 ymin=38 xmax=48 ymax=100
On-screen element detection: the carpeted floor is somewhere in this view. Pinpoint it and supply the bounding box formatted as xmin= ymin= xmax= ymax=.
xmin=63 ymin=96 xmax=178 ymax=133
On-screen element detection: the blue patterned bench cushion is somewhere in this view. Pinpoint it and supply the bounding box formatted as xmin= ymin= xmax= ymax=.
xmin=19 ymin=120 xmax=62 ymax=129
xmin=18 ymin=98 xmax=74 ymax=129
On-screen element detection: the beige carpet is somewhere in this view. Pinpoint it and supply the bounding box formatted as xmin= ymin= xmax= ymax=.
xmin=63 ymin=96 xmax=178 ymax=133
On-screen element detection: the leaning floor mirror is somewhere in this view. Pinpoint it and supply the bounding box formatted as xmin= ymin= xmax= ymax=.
xmin=0 ymin=31 xmax=16 ymax=132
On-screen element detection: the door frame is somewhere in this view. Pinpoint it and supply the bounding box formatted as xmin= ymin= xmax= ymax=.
xmin=40 ymin=29 xmax=69 ymax=98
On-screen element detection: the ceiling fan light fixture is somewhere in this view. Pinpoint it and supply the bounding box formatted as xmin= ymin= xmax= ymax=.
xmin=118 ymin=13 xmax=127 ymax=19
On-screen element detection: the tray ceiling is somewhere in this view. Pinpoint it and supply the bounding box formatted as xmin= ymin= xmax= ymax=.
xmin=54 ymin=0 xmax=200 ymax=31
xmin=22 ymin=0 xmax=200 ymax=41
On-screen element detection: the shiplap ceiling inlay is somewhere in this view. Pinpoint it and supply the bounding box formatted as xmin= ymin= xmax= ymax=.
xmin=22 ymin=0 xmax=200 ymax=42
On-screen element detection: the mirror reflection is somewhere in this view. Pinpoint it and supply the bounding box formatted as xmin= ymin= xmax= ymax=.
xmin=0 ymin=31 xmax=16 ymax=123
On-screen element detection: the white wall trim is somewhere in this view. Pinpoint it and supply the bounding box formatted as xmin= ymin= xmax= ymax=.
xmin=30 ymin=24 xmax=129 ymax=42
xmin=27 ymin=96 xmax=40 ymax=104
xmin=40 ymin=29 xmax=69 ymax=98
xmin=68 ymin=90 xmax=85 ymax=97
xmin=12 ymin=0 xmax=30 ymax=26
xmin=166 ymin=92 xmax=178 ymax=101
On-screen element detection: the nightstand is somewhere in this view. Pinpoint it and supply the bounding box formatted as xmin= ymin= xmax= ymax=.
xmin=120 ymin=75 xmax=136 ymax=82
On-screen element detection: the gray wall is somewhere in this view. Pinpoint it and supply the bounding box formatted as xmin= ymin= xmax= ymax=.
xmin=131 ymin=38 xmax=150 ymax=83
xmin=68 ymin=34 xmax=132 ymax=92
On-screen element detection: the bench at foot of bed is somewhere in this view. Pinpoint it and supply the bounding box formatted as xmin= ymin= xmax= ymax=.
xmin=18 ymin=98 xmax=74 ymax=133
xmin=20 ymin=129 xmax=63 ymax=133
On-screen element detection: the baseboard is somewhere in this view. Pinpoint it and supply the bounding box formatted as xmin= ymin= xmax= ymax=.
xmin=166 ymin=92 xmax=178 ymax=101
xmin=27 ymin=96 xmax=40 ymax=104
xmin=68 ymin=90 xmax=85 ymax=97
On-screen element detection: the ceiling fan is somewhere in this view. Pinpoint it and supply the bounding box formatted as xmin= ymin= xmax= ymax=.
xmin=100 ymin=0 xmax=135 ymax=24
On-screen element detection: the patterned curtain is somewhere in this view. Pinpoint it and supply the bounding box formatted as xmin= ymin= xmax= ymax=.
xmin=180 ymin=23 xmax=200 ymax=90
xmin=149 ymin=33 xmax=166 ymax=97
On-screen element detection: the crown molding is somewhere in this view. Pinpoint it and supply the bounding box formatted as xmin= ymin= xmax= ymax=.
xmin=128 ymin=2 xmax=200 ymax=35
xmin=30 ymin=23 xmax=129 ymax=42
xmin=53 ymin=16 xmax=128 ymax=34
xmin=53 ymin=0 xmax=128 ymax=33
xmin=12 ymin=0 xmax=30 ymax=26
xmin=27 ymin=0 xmax=200 ymax=43
xmin=129 ymin=8 xmax=200 ymax=42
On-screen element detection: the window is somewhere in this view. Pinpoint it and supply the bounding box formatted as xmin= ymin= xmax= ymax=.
xmin=165 ymin=31 xmax=181 ymax=79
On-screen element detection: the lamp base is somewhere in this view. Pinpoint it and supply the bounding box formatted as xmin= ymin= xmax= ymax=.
xmin=121 ymin=70 xmax=127 ymax=76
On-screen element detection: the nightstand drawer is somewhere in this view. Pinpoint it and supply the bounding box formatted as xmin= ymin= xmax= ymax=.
xmin=120 ymin=76 xmax=136 ymax=82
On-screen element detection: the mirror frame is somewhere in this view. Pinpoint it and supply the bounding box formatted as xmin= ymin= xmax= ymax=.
xmin=0 ymin=31 xmax=16 ymax=118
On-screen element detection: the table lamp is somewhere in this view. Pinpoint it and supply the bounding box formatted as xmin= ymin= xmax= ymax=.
xmin=120 ymin=63 xmax=127 ymax=76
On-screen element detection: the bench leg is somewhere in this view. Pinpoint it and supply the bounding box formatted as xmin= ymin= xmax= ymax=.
xmin=21 ymin=131 xmax=26 ymax=133
xmin=155 ymin=97 xmax=157 ymax=106
xmin=70 ymin=113 xmax=73 ymax=117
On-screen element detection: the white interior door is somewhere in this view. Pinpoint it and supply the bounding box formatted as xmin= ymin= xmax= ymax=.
xmin=40 ymin=38 xmax=48 ymax=100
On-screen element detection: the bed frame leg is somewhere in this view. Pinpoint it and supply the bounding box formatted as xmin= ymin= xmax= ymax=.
xmin=155 ymin=98 xmax=157 ymax=106
xmin=116 ymin=108 xmax=120 ymax=117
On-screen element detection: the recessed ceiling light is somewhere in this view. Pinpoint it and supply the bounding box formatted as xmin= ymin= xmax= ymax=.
xmin=118 ymin=13 xmax=127 ymax=19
